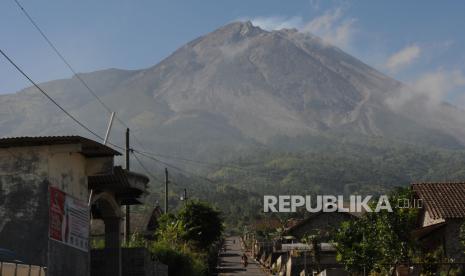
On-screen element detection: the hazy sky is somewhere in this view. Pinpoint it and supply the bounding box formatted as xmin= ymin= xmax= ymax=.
xmin=1 ymin=0 xmax=465 ymax=103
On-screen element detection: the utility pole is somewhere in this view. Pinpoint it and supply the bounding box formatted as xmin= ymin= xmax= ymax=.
xmin=180 ymin=188 xmax=188 ymax=206
xmin=165 ymin=168 xmax=169 ymax=214
xmin=125 ymin=128 xmax=130 ymax=244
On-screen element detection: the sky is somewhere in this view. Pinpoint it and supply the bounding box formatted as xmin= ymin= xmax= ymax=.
xmin=1 ymin=0 xmax=465 ymax=104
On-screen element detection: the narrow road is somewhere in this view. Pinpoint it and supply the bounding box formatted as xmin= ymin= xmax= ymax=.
xmin=217 ymin=236 xmax=266 ymax=276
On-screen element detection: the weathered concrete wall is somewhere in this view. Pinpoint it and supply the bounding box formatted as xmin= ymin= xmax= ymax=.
xmin=0 ymin=144 xmax=101 ymax=275
xmin=47 ymin=146 xmax=90 ymax=276
xmin=48 ymin=144 xmax=88 ymax=201
xmin=0 ymin=147 xmax=49 ymax=265
xmin=421 ymin=210 xmax=445 ymax=227
xmin=86 ymin=157 xmax=114 ymax=176
xmin=444 ymin=219 xmax=465 ymax=262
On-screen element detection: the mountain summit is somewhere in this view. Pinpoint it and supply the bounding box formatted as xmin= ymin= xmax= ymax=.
xmin=1 ymin=22 xmax=464 ymax=156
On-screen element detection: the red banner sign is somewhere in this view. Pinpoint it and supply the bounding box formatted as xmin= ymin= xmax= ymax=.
xmin=49 ymin=187 xmax=89 ymax=252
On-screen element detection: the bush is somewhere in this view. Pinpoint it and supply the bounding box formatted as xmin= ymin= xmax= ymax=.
xmin=178 ymin=200 xmax=224 ymax=250
xmin=150 ymin=241 xmax=207 ymax=276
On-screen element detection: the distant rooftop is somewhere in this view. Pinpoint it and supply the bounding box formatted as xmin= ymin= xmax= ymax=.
xmin=412 ymin=182 xmax=465 ymax=219
xmin=0 ymin=136 xmax=121 ymax=157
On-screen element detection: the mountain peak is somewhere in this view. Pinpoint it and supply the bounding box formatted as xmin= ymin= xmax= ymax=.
xmin=216 ymin=21 xmax=264 ymax=38
xmin=226 ymin=21 xmax=299 ymax=35
xmin=2 ymin=21 xmax=465 ymax=150
xmin=225 ymin=20 xmax=255 ymax=29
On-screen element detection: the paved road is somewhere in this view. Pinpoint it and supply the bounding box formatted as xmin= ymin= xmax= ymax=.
xmin=217 ymin=236 xmax=266 ymax=276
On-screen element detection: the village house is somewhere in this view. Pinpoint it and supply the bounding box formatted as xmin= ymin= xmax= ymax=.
xmin=246 ymin=211 xmax=356 ymax=276
xmin=283 ymin=211 xmax=357 ymax=241
xmin=0 ymin=136 xmax=152 ymax=276
xmin=284 ymin=243 xmax=346 ymax=276
xmin=412 ymin=182 xmax=465 ymax=262
xmin=90 ymin=204 xmax=163 ymax=242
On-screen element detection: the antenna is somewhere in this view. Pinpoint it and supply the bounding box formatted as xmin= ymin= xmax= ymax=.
xmin=103 ymin=112 xmax=116 ymax=145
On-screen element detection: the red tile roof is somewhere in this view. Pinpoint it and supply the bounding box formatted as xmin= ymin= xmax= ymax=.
xmin=284 ymin=211 xmax=356 ymax=235
xmin=412 ymin=182 xmax=465 ymax=219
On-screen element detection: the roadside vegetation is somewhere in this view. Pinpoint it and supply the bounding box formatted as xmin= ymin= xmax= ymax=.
xmin=125 ymin=200 xmax=224 ymax=276
xmin=245 ymin=188 xmax=464 ymax=275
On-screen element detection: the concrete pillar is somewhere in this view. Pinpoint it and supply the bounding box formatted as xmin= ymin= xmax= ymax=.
xmin=104 ymin=217 xmax=122 ymax=276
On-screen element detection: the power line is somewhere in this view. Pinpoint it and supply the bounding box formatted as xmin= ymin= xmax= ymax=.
xmin=0 ymin=48 xmax=132 ymax=157
xmin=134 ymin=149 xmax=240 ymax=169
xmin=11 ymin=1 xmax=203 ymax=166
xmin=1 ymin=28 xmax=214 ymax=186
xmin=133 ymin=150 xmax=216 ymax=184
xmin=13 ymin=0 xmax=113 ymax=115
xmin=1 ymin=47 xmax=273 ymax=186
xmin=134 ymin=150 xmax=211 ymax=182
xmin=10 ymin=0 xmax=279 ymax=182
xmin=12 ymin=0 xmax=138 ymax=139
xmin=133 ymin=148 xmax=282 ymax=178
xmin=0 ymin=48 xmax=107 ymax=142
xmin=12 ymin=0 xmax=158 ymax=157
xmin=1 ymin=45 xmax=272 ymax=183
xmin=133 ymin=152 xmax=164 ymax=183
xmin=0 ymin=47 xmax=212 ymax=185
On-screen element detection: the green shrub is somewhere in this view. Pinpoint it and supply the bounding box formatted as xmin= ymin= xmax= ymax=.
xmin=150 ymin=241 xmax=207 ymax=276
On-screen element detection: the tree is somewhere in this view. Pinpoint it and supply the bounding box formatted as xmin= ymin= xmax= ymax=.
xmin=178 ymin=200 xmax=224 ymax=249
xmin=334 ymin=217 xmax=381 ymax=274
xmin=374 ymin=188 xmax=419 ymax=266
xmin=334 ymin=187 xmax=419 ymax=274
xmin=156 ymin=218 xmax=188 ymax=248
xmin=151 ymin=203 xmax=224 ymax=276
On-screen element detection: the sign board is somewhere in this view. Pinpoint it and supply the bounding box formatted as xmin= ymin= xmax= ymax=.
xmin=49 ymin=187 xmax=89 ymax=252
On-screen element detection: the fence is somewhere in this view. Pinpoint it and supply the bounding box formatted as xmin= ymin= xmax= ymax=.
xmin=0 ymin=262 xmax=46 ymax=276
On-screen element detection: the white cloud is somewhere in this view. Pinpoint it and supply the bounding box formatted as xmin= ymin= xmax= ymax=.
xmin=301 ymin=8 xmax=355 ymax=49
xmin=385 ymin=45 xmax=421 ymax=73
xmin=386 ymin=70 xmax=465 ymax=110
xmin=246 ymin=7 xmax=356 ymax=50
xmin=302 ymin=8 xmax=355 ymax=48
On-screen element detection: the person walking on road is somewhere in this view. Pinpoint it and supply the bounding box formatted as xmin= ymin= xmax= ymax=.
xmin=241 ymin=253 xmax=248 ymax=268
xmin=217 ymin=236 xmax=265 ymax=275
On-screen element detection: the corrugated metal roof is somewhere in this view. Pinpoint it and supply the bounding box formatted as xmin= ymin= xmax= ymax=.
xmin=0 ymin=136 xmax=120 ymax=157
xmin=412 ymin=182 xmax=465 ymax=219
xmin=89 ymin=166 xmax=148 ymax=205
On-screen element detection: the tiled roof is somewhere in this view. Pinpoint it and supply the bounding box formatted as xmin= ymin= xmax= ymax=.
xmin=412 ymin=182 xmax=465 ymax=219
xmin=0 ymin=136 xmax=120 ymax=157
xmin=284 ymin=211 xmax=356 ymax=234
xmin=91 ymin=206 xmax=163 ymax=236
